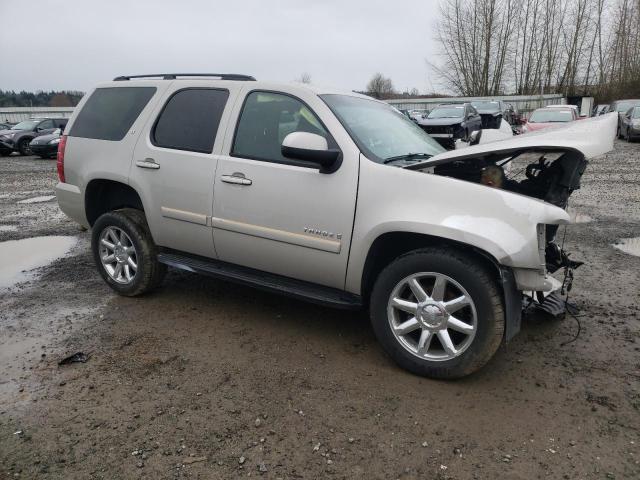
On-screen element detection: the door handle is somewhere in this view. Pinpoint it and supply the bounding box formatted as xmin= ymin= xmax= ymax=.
xmin=136 ymin=158 xmax=160 ymax=170
xmin=221 ymin=173 xmax=252 ymax=186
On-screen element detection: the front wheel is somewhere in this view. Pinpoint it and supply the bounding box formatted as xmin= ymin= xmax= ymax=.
xmin=17 ymin=138 xmax=32 ymax=156
xmin=370 ymin=248 xmax=504 ymax=379
xmin=91 ymin=209 xmax=166 ymax=296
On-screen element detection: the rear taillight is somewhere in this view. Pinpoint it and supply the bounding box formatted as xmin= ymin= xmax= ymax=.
xmin=57 ymin=135 xmax=67 ymax=183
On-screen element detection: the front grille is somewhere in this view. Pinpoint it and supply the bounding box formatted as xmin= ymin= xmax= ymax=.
xmin=421 ymin=125 xmax=450 ymax=134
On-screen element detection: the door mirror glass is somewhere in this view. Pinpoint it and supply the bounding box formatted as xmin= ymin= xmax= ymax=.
xmin=281 ymin=132 xmax=340 ymax=172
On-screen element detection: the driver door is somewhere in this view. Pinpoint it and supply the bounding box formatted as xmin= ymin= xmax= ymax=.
xmin=211 ymin=88 xmax=359 ymax=289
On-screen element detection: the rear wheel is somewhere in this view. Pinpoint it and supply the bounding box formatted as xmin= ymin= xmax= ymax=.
xmin=17 ymin=138 xmax=32 ymax=156
xmin=369 ymin=248 xmax=504 ymax=379
xmin=91 ymin=209 xmax=166 ymax=296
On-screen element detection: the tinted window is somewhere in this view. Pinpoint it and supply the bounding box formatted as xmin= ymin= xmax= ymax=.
xmin=70 ymin=87 xmax=156 ymax=141
xmin=37 ymin=120 xmax=54 ymax=130
xmin=232 ymin=91 xmax=329 ymax=164
xmin=153 ymin=88 xmax=229 ymax=153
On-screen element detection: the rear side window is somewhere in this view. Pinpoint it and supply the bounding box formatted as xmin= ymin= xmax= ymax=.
xmin=152 ymin=88 xmax=229 ymax=153
xmin=69 ymin=87 xmax=156 ymax=141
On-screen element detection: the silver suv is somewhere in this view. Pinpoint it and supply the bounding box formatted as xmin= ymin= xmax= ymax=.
xmin=56 ymin=73 xmax=616 ymax=378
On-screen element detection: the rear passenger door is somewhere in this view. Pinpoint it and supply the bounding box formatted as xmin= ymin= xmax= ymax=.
xmin=130 ymin=83 xmax=237 ymax=258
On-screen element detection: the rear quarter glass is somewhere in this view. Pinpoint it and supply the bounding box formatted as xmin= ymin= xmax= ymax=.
xmin=69 ymin=87 xmax=156 ymax=141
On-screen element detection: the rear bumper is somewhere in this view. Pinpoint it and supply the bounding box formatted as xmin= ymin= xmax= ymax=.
xmin=30 ymin=144 xmax=58 ymax=157
xmin=55 ymin=182 xmax=89 ymax=228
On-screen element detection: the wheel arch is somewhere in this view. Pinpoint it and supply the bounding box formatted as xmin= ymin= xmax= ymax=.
xmin=359 ymin=231 xmax=502 ymax=303
xmin=85 ymin=179 xmax=145 ymax=227
xmin=358 ymin=230 xmax=522 ymax=343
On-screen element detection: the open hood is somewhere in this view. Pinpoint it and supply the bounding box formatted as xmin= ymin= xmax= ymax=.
xmin=412 ymin=113 xmax=617 ymax=168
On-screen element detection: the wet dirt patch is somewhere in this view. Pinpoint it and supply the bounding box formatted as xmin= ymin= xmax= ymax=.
xmin=613 ymin=237 xmax=640 ymax=257
xmin=0 ymin=236 xmax=77 ymax=289
xmin=17 ymin=195 xmax=56 ymax=204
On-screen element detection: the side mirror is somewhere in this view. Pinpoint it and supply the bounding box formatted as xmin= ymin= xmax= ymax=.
xmin=281 ymin=132 xmax=341 ymax=173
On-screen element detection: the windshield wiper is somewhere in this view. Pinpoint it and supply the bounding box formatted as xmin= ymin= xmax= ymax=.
xmin=383 ymin=153 xmax=433 ymax=164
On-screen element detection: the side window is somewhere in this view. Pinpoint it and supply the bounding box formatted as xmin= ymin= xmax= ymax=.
xmin=153 ymin=88 xmax=229 ymax=153
xmin=232 ymin=91 xmax=329 ymax=164
xmin=70 ymin=87 xmax=156 ymax=141
xmin=37 ymin=120 xmax=54 ymax=130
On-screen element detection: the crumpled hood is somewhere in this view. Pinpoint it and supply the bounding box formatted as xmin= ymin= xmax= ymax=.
xmin=417 ymin=117 xmax=463 ymax=127
xmin=413 ymin=113 xmax=617 ymax=167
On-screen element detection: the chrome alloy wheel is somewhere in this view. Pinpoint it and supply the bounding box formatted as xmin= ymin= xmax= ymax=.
xmin=99 ymin=227 xmax=138 ymax=284
xmin=387 ymin=272 xmax=477 ymax=361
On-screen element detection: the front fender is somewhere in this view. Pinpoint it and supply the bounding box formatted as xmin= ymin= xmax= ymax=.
xmin=345 ymin=157 xmax=569 ymax=294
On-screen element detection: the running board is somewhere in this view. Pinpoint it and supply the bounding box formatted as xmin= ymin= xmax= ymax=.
xmin=157 ymin=251 xmax=362 ymax=309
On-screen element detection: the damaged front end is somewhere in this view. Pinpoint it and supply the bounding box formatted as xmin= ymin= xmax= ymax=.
xmin=407 ymin=145 xmax=590 ymax=327
xmin=429 ymin=145 xmax=586 ymax=273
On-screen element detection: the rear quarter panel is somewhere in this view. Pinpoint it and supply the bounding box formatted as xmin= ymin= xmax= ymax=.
xmin=61 ymin=81 xmax=171 ymax=223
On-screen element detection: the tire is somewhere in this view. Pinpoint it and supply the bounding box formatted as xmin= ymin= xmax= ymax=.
xmin=91 ymin=208 xmax=166 ymax=296
xmin=17 ymin=138 xmax=33 ymax=156
xmin=369 ymin=247 xmax=504 ymax=379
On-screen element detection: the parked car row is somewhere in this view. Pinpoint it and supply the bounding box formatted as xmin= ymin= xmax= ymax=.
xmin=416 ymin=103 xmax=483 ymax=149
xmin=0 ymin=117 xmax=67 ymax=157
xmin=620 ymin=105 xmax=640 ymax=142
xmin=519 ymin=99 xmax=640 ymax=142
xmin=609 ymin=99 xmax=640 ymax=139
xmin=521 ymin=105 xmax=580 ymax=133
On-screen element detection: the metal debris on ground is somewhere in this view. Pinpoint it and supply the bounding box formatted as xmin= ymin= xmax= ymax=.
xmin=58 ymin=352 xmax=91 ymax=365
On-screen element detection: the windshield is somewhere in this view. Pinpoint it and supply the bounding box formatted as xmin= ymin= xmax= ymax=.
xmin=632 ymin=107 xmax=640 ymax=119
xmin=321 ymin=94 xmax=444 ymax=163
xmin=11 ymin=120 xmax=38 ymax=130
xmin=614 ymin=100 xmax=640 ymax=112
xmin=427 ymin=106 xmax=464 ymax=119
xmin=471 ymin=101 xmax=499 ymax=110
xmin=529 ymin=109 xmax=573 ymax=123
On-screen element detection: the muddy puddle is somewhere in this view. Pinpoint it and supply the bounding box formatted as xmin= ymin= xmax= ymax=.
xmin=613 ymin=237 xmax=640 ymax=257
xmin=0 ymin=236 xmax=77 ymax=289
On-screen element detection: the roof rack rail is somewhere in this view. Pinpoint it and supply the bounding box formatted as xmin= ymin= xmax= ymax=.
xmin=113 ymin=73 xmax=256 ymax=81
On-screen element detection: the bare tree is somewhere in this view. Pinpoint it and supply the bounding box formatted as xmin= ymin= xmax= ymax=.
xmin=366 ymin=73 xmax=395 ymax=99
xmin=297 ymin=72 xmax=312 ymax=84
xmin=431 ymin=0 xmax=640 ymax=100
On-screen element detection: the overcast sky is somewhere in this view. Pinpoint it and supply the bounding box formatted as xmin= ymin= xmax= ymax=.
xmin=0 ymin=0 xmax=440 ymax=94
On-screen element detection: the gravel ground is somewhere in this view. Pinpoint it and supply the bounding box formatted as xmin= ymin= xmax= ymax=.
xmin=1 ymin=142 xmax=639 ymax=479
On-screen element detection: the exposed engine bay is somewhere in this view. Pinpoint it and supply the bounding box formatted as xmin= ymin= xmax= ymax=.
xmin=409 ymin=147 xmax=587 ymax=276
